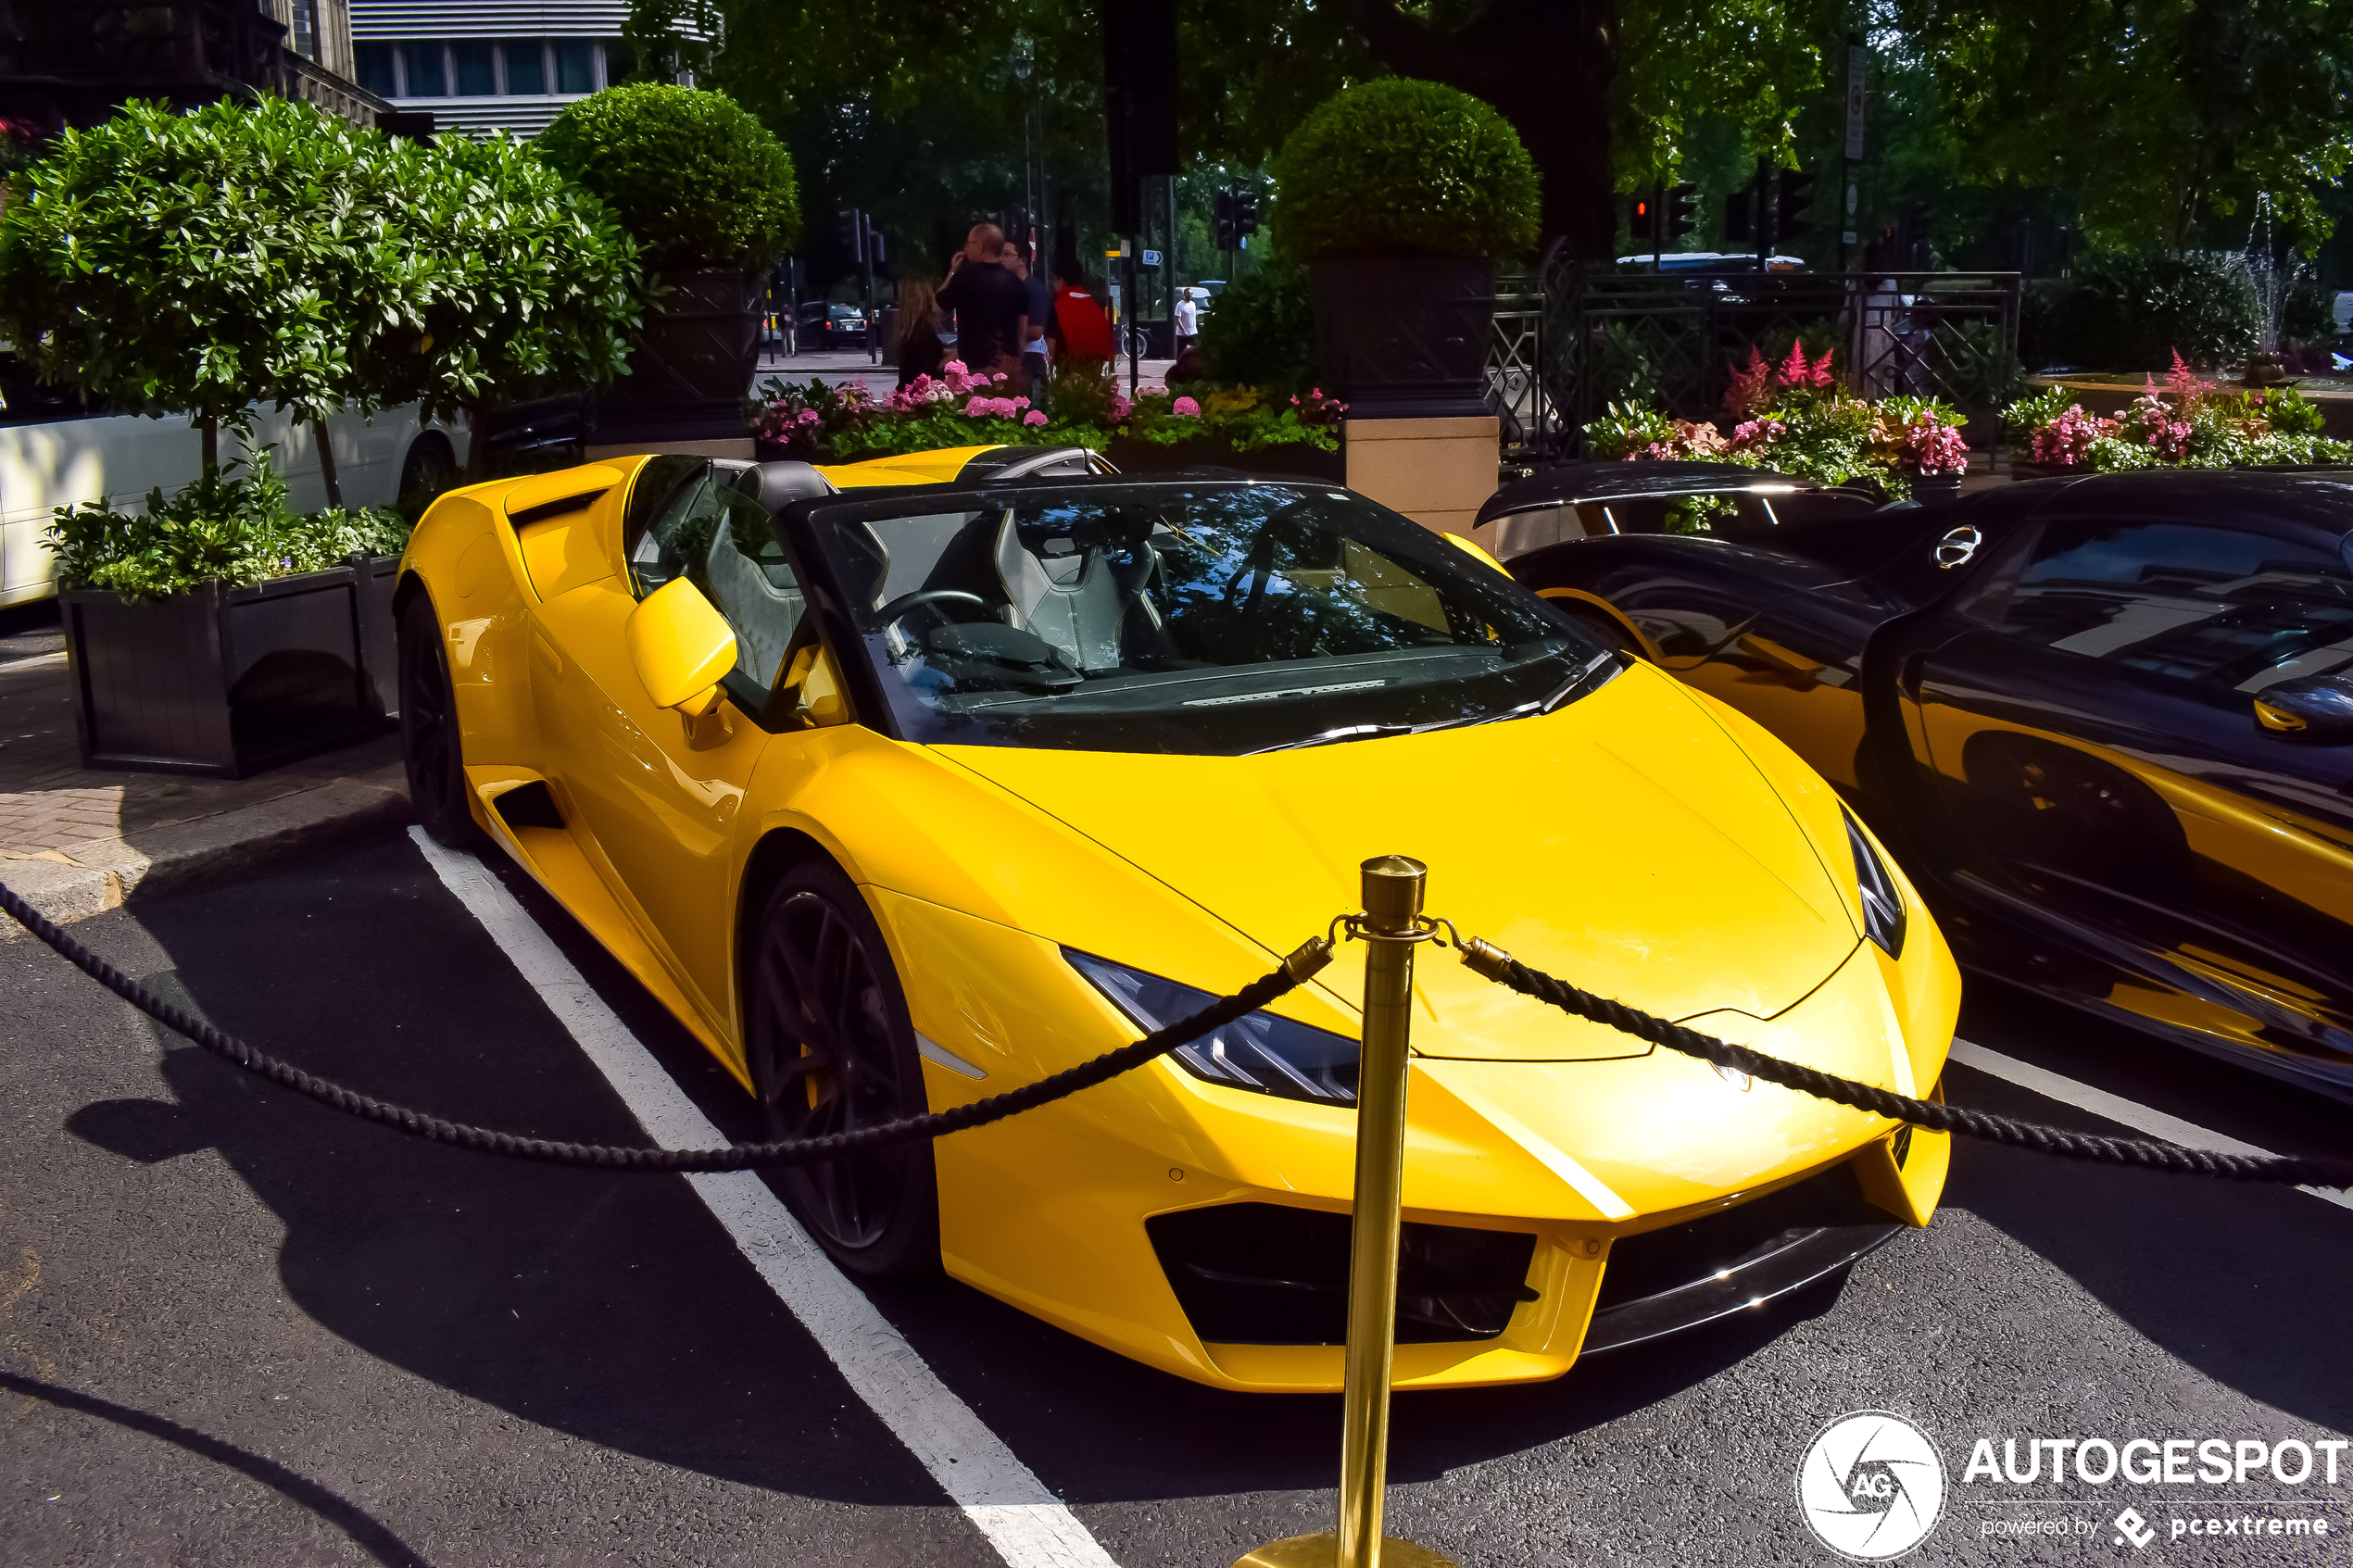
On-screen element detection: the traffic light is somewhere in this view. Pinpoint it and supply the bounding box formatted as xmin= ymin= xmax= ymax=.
xmin=1214 ymin=189 xmax=1238 ymax=250
xmin=1234 ymin=189 xmax=1260 ymax=237
xmin=1776 ymin=170 xmax=1815 ymax=245
xmin=837 ymin=207 xmax=863 ymax=262
xmin=1629 ymin=193 xmax=1657 ymax=248
xmin=1667 ymin=183 xmax=1698 ymax=242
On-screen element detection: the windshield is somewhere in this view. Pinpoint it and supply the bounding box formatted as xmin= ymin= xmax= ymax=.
xmin=803 ymin=482 xmax=1611 ymax=754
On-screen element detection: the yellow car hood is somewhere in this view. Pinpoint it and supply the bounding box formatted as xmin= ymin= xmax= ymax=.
xmin=935 ymin=663 xmax=1861 ymax=1060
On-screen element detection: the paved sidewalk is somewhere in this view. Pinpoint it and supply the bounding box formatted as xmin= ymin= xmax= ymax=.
xmin=0 ymin=647 xmax=410 ymax=935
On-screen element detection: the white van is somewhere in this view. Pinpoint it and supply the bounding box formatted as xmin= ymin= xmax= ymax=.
xmin=0 ymin=383 xmax=468 ymax=608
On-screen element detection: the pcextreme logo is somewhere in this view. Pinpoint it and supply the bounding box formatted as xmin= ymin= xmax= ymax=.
xmin=1797 ymin=1411 xmax=1948 ymax=1561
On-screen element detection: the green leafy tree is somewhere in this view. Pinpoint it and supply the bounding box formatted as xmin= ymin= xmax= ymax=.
xmin=537 ymin=83 xmax=801 ymax=270
xmin=0 ymin=96 xmax=404 ymax=494
xmin=361 ymin=132 xmax=648 ymax=465
xmin=632 ymin=0 xmax=1823 ymax=265
xmin=1889 ymin=0 xmax=2353 ymax=249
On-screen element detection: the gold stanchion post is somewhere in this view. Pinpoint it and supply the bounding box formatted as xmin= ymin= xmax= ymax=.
xmin=1233 ymin=857 xmax=1460 ymax=1568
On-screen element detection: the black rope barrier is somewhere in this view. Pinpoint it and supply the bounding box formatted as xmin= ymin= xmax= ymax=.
xmin=1454 ymin=937 xmax=2353 ymax=1191
xmin=0 ymin=878 xmax=1326 ymax=1173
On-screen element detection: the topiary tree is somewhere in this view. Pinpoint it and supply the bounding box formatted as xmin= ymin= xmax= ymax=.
xmin=0 ymin=96 xmax=403 ymax=495
xmin=1269 ymin=79 xmax=1540 ymax=263
xmin=536 ymin=82 xmax=800 ymax=271
xmin=362 ymin=130 xmax=648 ymax=462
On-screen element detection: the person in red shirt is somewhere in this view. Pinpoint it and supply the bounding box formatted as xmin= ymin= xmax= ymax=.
xmin=1046 ymin=260 xmax=1116 ymax=363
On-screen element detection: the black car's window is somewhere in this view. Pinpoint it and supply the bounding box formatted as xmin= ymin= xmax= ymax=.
xmin=623 ymin=459 xmax=808 ymax=706
xmin=809 ymin=483 xmax=1607 ymax=754
xmin=1994 ymin=519 xmax=2353 ymax=697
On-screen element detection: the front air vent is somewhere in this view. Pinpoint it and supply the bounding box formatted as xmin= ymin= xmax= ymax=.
xmin=1147 ymin=1202 xmax=1538 ymax=1346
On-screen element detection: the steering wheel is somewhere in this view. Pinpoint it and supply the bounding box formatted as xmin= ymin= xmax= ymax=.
xmin=875 ymin=588 xmax=990 ymax=634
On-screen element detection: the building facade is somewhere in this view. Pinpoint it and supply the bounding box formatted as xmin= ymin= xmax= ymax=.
xmin=346 ymin=2 xmax=633 ymax=138
xmin=0 ymin=0 xmax=388 ymax=136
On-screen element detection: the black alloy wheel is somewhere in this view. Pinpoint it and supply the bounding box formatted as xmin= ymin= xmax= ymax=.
xmin=397 ymin=593 xmax=479 ymax=847
xmin=748 ymin=859 xmax=940 ymax=1277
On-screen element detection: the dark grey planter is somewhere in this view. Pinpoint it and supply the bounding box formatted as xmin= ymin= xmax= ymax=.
xmin=1106 ymin=433 xmax=1346 ymax=484
xmin=61 ymin=561 xmax=394 ymax=778
xmin=1309 ymin=257 xmax=1497 ymax=420
xmin=591 ymin=266 xmax=762 ymax=446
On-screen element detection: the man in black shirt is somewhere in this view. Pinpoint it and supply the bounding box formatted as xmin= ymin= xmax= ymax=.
xmin=936 ymin=223 xmax=1029 ymax=378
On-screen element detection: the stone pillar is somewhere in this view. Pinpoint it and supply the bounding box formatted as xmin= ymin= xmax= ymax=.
xmin=1342 ymin=416 xmax=1501 ymax=538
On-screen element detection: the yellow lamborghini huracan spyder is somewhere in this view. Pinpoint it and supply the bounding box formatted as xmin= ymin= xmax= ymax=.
xmin=395 ymin=442 xmax=1958 ymax=1392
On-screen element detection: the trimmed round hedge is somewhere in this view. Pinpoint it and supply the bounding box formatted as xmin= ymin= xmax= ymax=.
xmin=1270 ymin=79 xmax=1540 ymax=262
xmin=538 ymin=84 xmax=799 ymax=271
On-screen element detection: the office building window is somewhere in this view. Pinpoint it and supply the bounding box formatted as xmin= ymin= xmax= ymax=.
xmin=555 ymin=39 xmax=596 ymax=94
xmin=502 ymin=41 xmax=547 ymax=95
xmin=400 ymin=41 xmax=447 ymax=97
xmin=603 ymin=38 xmax=635 ymax=82
xmin=354 ymin=42 xmax=396 ymax=97
xmin=288 ymin=0 xmax=320 ymax=61
xmin=452 ymin=40 xmax=496 ymax=96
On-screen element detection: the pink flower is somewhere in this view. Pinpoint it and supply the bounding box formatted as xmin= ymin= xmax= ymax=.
xmin=1172 ymin=396 xmax=1201 ymax=417
xmin=993 ymin=372 xmax=1010 ymax=384
xmin=1023 ymin=409 xmax=1048 ymax=427
xmin=1113 ymin=395 xmax=1135 ymax=422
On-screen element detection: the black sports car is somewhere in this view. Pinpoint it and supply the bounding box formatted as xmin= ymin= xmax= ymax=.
xmin=1506 ymin=468 xmax=2353 ymax=1098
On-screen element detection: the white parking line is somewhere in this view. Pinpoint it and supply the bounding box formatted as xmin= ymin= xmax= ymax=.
xmin=1949 ymin=1038 xmax=2353 ymax=1213
xmin=409 ymin=828 xmax=1121 ymax=1568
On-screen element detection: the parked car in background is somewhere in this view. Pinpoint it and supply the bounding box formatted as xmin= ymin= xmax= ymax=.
xmin=1504 ymin=469 xmax=2353 ymax=1098
xmin=0 ymin=353 xmax=466 ymax=609
xmin=1470 ymin=459 xmax=1886 ymax=565
xmin=797 ymin=303 xmax=869 ymax=350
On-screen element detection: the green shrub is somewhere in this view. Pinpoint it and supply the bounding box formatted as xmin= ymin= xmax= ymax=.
xmin=1269 ymin=80 xmax=1540 ymax=262
xmin=538 ymin=83 xmax=799 ymax=270
xmin=46 ymin=446 xmax=408 ymax=601
xmin=1193 ymin=260 xmax=1317 ymax=389
xmin=2020 ymin=250 xmax=2258 ymax=370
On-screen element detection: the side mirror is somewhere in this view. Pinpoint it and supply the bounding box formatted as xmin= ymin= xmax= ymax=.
xmin=2253 ymin=675 xmax=2353 ymax=741
xmin=626 ymin=578 xmax=737 ymax=714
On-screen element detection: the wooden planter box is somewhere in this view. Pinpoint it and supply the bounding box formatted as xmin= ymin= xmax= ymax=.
xmin=61 ymin=557 xmax=397 ymax=778
xmin=1106 ymin=433 xmax=1346 ymax=484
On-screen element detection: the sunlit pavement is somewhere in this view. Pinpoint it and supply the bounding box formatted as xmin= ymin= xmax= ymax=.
xmin=2 ymin=827 xmax=2347 ymax=1566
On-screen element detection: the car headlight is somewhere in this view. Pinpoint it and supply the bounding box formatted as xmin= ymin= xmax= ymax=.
xmin=1843 ymin=807 xmax=1907 ymax=959
xmin=1063 ymin=948 xmax=1358 ymax=1106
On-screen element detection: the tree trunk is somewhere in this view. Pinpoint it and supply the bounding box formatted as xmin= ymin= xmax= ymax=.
xmin=199 ymin=415 xmax=219 ymax=478
xmin=313 ymin=418 xmax=343 ymax=509
xmin=1351 ymin=0 xmax=1619 ymax=260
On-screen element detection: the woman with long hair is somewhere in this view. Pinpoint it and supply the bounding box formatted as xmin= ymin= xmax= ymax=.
xmin=895 ymin=275 xmax=948 ymax=386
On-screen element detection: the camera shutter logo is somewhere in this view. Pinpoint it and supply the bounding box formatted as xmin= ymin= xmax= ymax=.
xmin=1796 ymin=1411 xmax=1946 ymax=1560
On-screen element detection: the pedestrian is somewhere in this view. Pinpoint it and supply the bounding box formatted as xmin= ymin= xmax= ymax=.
xmin=894 ymin=276 xmax=947 ymax=387
xmin=935 ymin=222 xmax=1029 ymax=382
xmin=1045 ymin=258 xmax=1116 ymax=365
xmin=1173 ymin=286 xmax=1199 ymax=360
xmin=1006 ymin=240 xmax=1052 ymax=394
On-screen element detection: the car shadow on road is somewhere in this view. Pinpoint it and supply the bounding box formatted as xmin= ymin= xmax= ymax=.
xmin=1936 ymin=1063 xmax=2353 ymax=1434
xmin=64 ymin=836 xmax=950 ymax=1510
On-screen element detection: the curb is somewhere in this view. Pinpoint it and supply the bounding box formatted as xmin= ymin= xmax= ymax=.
xmin=0 ymin=765 xmax=412 ymax=941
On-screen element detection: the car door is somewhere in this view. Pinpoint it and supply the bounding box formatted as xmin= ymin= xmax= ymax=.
xmin=532 ymin=459 xmax=819 ymax=1031
xmin=1894 ymin=510 xmax=2353 ymax=1070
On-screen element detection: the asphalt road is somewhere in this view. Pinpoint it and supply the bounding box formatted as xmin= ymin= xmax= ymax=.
xmin=3 ymin=827 xmax=2348 ymax=1567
